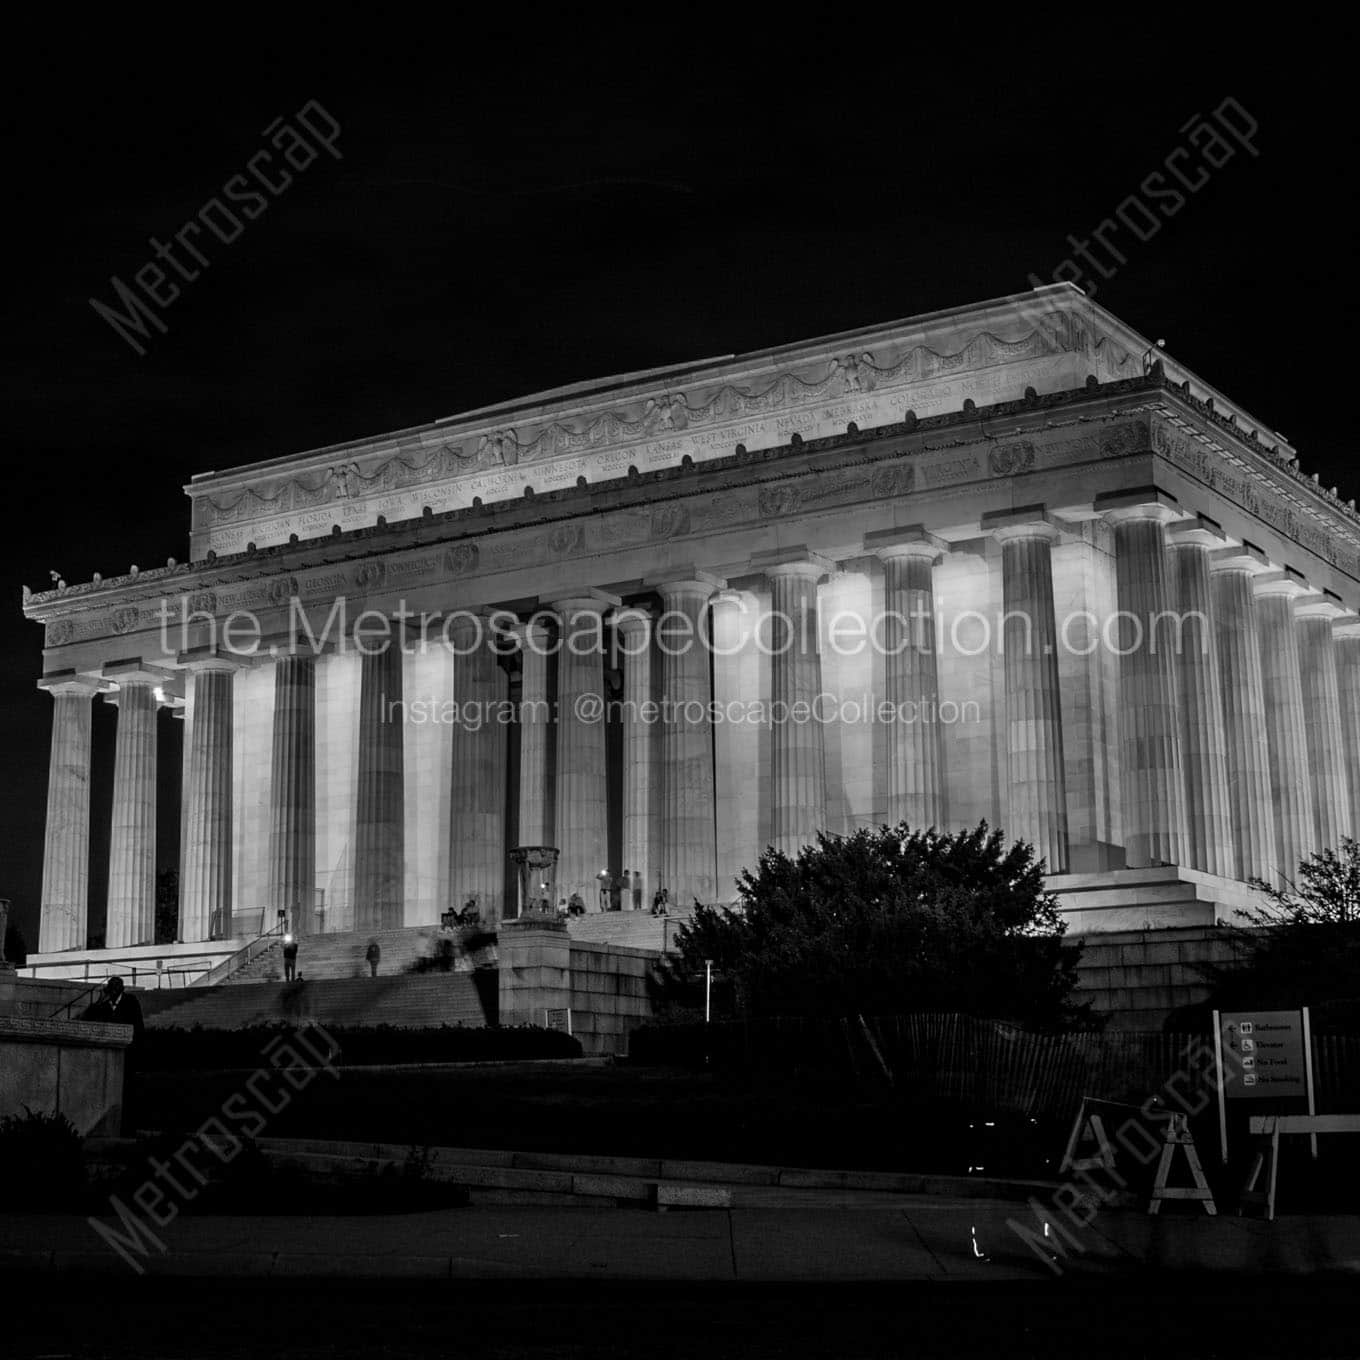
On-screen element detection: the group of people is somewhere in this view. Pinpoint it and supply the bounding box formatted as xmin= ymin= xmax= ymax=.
xmin=545 ymin=884 xmax=671 ymax=917
xmin=277 ymin=932 xmax=383 ymax=982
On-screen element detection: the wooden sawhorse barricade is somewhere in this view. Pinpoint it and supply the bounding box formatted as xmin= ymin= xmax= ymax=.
xmin=1060 ymin=1098 xmax=1215 ymax=1215
xmin=1241 ymin=1114 xmax=1360 ymax=1221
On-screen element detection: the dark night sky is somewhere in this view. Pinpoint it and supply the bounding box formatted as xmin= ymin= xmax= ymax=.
xmin=2 ymin=25 xmax=1354 ymax=949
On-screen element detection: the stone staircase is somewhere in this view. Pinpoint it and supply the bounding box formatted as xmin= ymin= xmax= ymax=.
xmin=140 ymin=972 xmax=489 ymax=1031
xmin=227 ymin=925 xmax=449 ymax=984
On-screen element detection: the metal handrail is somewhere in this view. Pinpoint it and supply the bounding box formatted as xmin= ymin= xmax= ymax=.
xmin=197 ymin=921 xmax=288 ymax=988
xmin=48 ymin=981 xmax=104 ymax=1020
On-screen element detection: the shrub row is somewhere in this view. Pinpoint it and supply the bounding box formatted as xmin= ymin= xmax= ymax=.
xmin=139 ymin=1023 xmax=581 ymax=1070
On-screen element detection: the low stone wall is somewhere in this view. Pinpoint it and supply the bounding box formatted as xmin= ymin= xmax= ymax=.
xmin=1072 ymin=925 xmax=1237 ymax=1029
xmin=569 ymin=942 xmax=657 ymax=1056
xmin=0 ymin=1013 xmax=132 ymax=1135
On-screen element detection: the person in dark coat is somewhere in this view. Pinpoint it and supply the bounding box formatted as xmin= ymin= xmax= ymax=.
xmin=282 ymin=933 xmax=299 ymax=981
xmin=81 ymin=975 xmax=144 ymax=1044
xmin=365 ymin=938 xmax=381 ymax=977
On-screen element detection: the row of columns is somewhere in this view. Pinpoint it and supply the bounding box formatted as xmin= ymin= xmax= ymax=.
xmin=35 ymin=503 xmax=1360 ymax=950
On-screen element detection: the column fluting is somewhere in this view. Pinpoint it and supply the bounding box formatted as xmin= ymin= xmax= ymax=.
xmin=1209 ymin=547 xmax=1278 ymax=883
xmin=870 ymin=528 xmax=946 ymax=832
xmin=1335 ymin=616 xmax=1360 ymax=837
xmin=1167 ymin=521 xmax=1234 ymax=877
xmin=106 ymin=676 xmax=159 ymax=948
xmin=988 ymin=516 xmax=1069 ymax=874
xmin=766 ymin=560 xmax=828 ymax=856
xmin=513 ymin=617 xmax=553 ymax=852
xmin=1295 ymin=597 xmax=1353 ymax=852
xmin=656 ymin=579 xmax=718 ymax=905
xmin=180 ymin=660 xmax=235 ymax=942
xmin=553 ymin=596 xmax=611 ymax=909
xmin=38 ymin=678 xmax=98 ymax=953
xmin=1254 ymin=572 xmax=1316 ymax=886
xmin=448 ymin=613 xmax=509 ymax=924
xmin=354 ymin=636 xmax=405 ymax=931
xmin=616 ymin=609 xmax=656 ymax=906
xmin=269 ymin=654 xmax=316 ymax=934
xmin=1103 ymin=500 xmax=1188 ymax=869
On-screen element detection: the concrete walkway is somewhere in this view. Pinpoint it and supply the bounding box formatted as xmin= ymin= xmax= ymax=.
xmin=3 ymin=1199 xmax=1358 ymax=1281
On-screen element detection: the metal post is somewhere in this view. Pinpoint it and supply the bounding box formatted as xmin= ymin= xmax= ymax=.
xmin=1212 ymin=1010 xmax=1228 ymax=1164
xmin=704 ymin=959 xmax=712 ymax=1024
xmin=1303 ymin=1006 xmax=1318 ymax=1160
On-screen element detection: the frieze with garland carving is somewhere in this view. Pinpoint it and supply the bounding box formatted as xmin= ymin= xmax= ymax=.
xmin=192 ymin=315 xmax=1113 ymax=531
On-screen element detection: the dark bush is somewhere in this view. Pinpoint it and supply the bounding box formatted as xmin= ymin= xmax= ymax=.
xmin=0 ymin=1106 xmax=86 ymax=1209
xmin=139 ymin=1022 xmax=581 ymax=1071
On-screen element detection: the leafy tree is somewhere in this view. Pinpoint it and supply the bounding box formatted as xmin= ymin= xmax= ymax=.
xmin=1203 ymin=838 xmax=1360 ymax=1011
xmin=659 ymin=821 xmax=1094 ymax=1030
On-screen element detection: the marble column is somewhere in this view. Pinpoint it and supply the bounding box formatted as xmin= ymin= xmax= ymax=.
xmin=269 ymin=654 xmax=316 ymax=934
xmin=179 ymin=658 xmax=235 ymax=943
xmin=764 ymin=557 xmax=829 ymax=856
xmin=552 ymin=595 xmax=613 ymax=909
xmin=1334 ymin=615 xmax=1360 ymax=837
xmin=513 ymin=617 xmax=553 ymax=851
xmin=1209 ymin=546 xmax=1278 ymax=883
xmin=1295 ymin=595 xmax=1353 ymax=851
xmin=1101 ymin=496 xmax=1188 ymax=870
xmin=38 ymin=676 xmax=99 ymax=953
xmin=867 ymin=527 xmax=946 ymax=832
xmin=711 ymin=590 xmax=764 ymax=900
xmin=354 ymin=635 xmax=405 ymax=931
xmin=1254 ymin=571 xmax=1316 ymax=886
xmin=615 ymin=609 xmax=656 ymax=905
xmin=448 ymin=613 xmax=509 ymax=924
xmin=985 ymin=512 xmax=1069 ymax=874
xmin=655 ymin=578 xmax=719 ymax=904
xmin=105 ymin=667 xmax=162 ymax=949
xmin=1166 ymin=519 xmax=1234 ymax=877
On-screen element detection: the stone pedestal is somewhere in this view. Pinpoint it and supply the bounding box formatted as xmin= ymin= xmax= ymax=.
xmin=497 ymin=919 xmax=572 ymax=1030
xmin=985 ymin=511 xmax=1069 ymax=873
xmin=38 ymin=676 xmax=99 ymax=954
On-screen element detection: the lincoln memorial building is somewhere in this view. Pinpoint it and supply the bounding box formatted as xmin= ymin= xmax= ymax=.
xmin=21 ymin=284 xmax=1360 ymax=979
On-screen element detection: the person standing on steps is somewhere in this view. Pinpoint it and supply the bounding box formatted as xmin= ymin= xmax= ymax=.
xmin=282 ymin=932 xmax=299 ymax=982
xmin=366 ymin=937 xmax=381 ymax=977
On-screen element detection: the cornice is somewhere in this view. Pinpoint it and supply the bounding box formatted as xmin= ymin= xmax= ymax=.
xmin=24 ymin=371 xmax=1360 ymax=641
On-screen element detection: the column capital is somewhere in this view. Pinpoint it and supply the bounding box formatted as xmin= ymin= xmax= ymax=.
xmin=981 ymin=505 xmax=1059 ymax=544
xmin=1253 ymin=568 xmax=1311 ymax=601
xmin=610 ymin=606 xmax=654 ymax=640
xmin=863 ymin=525 xmax=947 ymax=562
xmin=1333 ymin=613 xmax=1360 ymax=640
xmin=1209 ymin=543 xmax=1273 ymax=576
xmin=710 ymin=587 xmax=757 ymax=612
xmin=37 ymin=670 xmax=104 ymax=698
xmin=177 ymin=645 xmax=244 ymax=674
xmin=550 ymin=589 xmax=622 ymax=617
xmin=1294 ymin=592 xmax=1349 ymax=622
xmin=1092 ymin=486 xmax=1183 ymax=526
xmin=1166 ymin=514 xmax=1229 ymax=550
xmin=649 ymin=574 xmax=723 ymax=602
xmin=102 ymin=659 xmax=175 ymax=688
xmin=750 ymin=547 xmax=833 ymax=580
